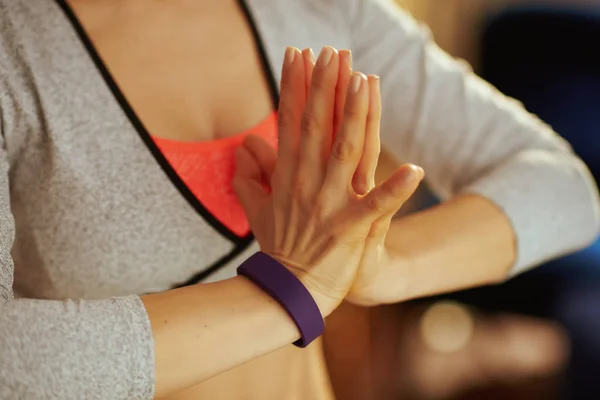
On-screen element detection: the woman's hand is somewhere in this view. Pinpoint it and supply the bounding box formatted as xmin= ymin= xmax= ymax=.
xmin=314 ymin=47 xmax=422 ymax=307
xmin=233 ymin=46 xmax=423 ymax=316
xmin=330 ymin=54 xmax=415 ymax=307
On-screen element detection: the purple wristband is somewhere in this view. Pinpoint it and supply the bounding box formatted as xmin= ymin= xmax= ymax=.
xmin=237 ymin=252 xmax=325 ymax=348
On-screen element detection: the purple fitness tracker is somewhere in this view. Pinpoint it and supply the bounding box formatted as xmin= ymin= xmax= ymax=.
xmin=237 ymin=252 xmax=325 ymax=348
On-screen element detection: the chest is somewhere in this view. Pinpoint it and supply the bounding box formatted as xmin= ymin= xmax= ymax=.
xmin=69 ymin=0 xmax=275 ymax=142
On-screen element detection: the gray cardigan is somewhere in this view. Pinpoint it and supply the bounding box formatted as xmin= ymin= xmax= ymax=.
xmin=0 ymin=0 xmax=598 ymax=398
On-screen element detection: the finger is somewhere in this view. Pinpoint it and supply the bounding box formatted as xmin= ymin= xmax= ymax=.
xmin=333 ymin=49 xmax=353 ymax=146
xmin=243 ymin=134 xmax=277 ymax=184
xmin=353 ymin=75 xmax=381 ymax=195
xmin=354 ymin=164 xmax=424 ymax=222
xmin=296 ymin=46 xmax=340 ymax=193
xmin=233 ymin=146 xmax=269 ymax=224
xmin=274 ymin=46 xmax=305 ymax=186
xmin=321 ymin=71 xmax=369 ymax=197
xmin=302 ymin=48 xmax=315 ymax=96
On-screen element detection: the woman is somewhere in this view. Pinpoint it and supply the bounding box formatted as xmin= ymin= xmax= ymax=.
xmin=3 ymin=20 xmax=411 ymax=400
xmin=0 ymin=0 xmax=598 ymax=399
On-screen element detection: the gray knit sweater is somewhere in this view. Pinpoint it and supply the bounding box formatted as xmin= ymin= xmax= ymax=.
xmin=0 ymin=0 xmax=598 ymax=398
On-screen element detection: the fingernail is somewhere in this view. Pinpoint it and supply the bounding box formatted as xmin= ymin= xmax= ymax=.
xmin=340 ymin=49 xmax=352 ymax=68
xmin=284 ymin=47 xmax=297 ymax=68
xmin=399 ymin=165 xmax=424 ymax=183
xmin=410 ymin=165 xmax=425 ymax=180
xmin=351 ymin=72 xmax=365 ymax=93
xmin=368 ymin=75 xmax=381 ymax=92
xmin=305 ymin=48 xmax=315 ymax=64
xmin=317 ymin=46 xmax=334 ymax=67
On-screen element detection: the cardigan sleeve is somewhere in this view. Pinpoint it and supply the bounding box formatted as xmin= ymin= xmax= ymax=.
xmin=345 ymin=0 xmax=600 ymax=274
xmin=0 ymin=54 xmax=155 ymax=400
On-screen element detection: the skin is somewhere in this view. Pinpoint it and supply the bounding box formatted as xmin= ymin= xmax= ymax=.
xmin=66 ymin=0 xmax=568 ymax=399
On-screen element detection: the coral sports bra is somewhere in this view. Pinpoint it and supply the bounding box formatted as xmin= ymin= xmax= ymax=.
xmin=153 ymin=112 xmax=278 ymax=237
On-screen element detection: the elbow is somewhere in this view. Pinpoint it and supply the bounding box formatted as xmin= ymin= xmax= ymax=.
xmin=464 ymin=148 xmax=600 ymax=274
xmin=529 ymin=147 xmax=600 ymax=255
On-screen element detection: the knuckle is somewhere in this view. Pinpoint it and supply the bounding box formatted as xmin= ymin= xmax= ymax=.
xmin=293 ymin=174 xmax=311 ymax=198
xmin=331 ymin=139 xmax=358 ymax=162
xmin=365 ymin=193 xmax=386 ymax=214
xmin=310 ymin=75 xmax=327 ymax=91
xmin=293 ymin=175 xmax=306 ymax=193
xmin=344 ymin=103 xmax=363 ymax=122
xmin=277 ymin=112 xmax=293 ymax=133
xmin=300 ymin=112 xmax=321 ymax=136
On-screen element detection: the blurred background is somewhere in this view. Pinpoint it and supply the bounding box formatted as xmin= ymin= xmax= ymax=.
xmin=357 ymin=0 xmax=600 ymax=399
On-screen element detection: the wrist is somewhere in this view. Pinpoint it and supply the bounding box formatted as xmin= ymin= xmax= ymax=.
xmin=264 ymin=252 xmax=345 ymax=317
xmin=237 ymin=252 xmax=327 ymax=347
xmin=300 ymin=279 xmax=342 ymax=317
xmin=349 ymin=248 xmax=413 ymax=306
xmin=281 ymin=264 xmax=343 ymax=317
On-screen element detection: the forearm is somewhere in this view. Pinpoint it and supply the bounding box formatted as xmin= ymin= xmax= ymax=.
xmin=375 ymin=194 xmax=516 ymax=303
xmin=143 ymin=276 xmax=303 ymax=398
xmin=0 ymin=267 xmax=310 ymax=400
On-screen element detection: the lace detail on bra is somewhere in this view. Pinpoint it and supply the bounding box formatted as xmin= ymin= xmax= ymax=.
xmin=153 ymin=112 xmax=278 ymax=237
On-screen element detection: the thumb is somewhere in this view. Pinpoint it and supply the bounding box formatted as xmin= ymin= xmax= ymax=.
xmin=354 ymin=164 xmax=423 ymax=224
xmin=233 ymin=145 xmax=269 ymax=223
